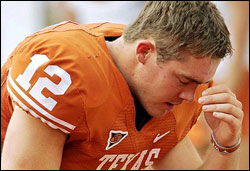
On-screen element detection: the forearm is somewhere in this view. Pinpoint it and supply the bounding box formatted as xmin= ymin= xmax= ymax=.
xmin=198 ymin=144 xmax=239 ymax=170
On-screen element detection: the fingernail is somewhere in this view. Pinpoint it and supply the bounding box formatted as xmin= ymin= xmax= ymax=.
xmin=198 ymin=97 xmax=205 ymax=104
xmin=213 ymin=112 xmax=219 ymax=117
xmin=202 ymin=91 xmax=208 ymax=96
xmin=202 ymin=105 xmax=208 ymax=111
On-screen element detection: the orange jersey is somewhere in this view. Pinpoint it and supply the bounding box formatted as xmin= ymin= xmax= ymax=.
xmin=1 ymin=21 xmax=213 ymax=170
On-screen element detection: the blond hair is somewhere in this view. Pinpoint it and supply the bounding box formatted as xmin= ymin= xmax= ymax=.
xmin=123 ymin=1 xmax=233 ymax=61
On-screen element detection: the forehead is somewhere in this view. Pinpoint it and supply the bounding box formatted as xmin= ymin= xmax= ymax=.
xmin=167 ymin=56 xmax=220 ymax=82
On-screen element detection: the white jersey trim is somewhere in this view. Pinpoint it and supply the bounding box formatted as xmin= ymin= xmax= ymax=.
xmin=7 ymin=69 xmax=76 ymax=131
xmin=7 ymin=84 xmax=69 ymax=134
xmin=7 ymin=82 xmax=70 ymax=134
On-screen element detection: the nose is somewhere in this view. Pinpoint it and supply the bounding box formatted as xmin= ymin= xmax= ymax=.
xmin=178 ymin=84 xmax=197 ymax=102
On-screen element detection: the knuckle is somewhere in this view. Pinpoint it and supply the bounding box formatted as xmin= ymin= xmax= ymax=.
xmin=238 ymin=101 xmax=243 ymax=109
xmin=223 ymin=86 xmax=234 ymax=95
xmin=225 ymin=86 xmax=230 ymax=92
xmin=239 ymin=110 xmax=244 ymax=120
xmin=221 ymin=85 xmax=228 ymax=91
xmin=223 ymin=93 xmax=231 ymax=101
xmin=227 ymin=104 xmax=234 ymax=113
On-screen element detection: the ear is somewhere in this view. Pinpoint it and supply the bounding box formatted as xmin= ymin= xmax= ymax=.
xmin=136 ymin=40 xmax=155 ymax=64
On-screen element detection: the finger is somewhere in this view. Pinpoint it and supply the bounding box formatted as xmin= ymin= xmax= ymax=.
xmin=202 ymin=85 xmax=236 ymax=98
xmin=198 ymin=93 xmax=243 ymax=108
xmin=202 ymin=104 xmax=244 ymax=120
xmin=212 ymin=112 xmax=242 ymax=128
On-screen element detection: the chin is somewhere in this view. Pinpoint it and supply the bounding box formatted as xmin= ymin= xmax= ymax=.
xmin=144 ymin=102 xmax=173 ymax=118
xmin=148 ymin=108 xmax=170 ymax=118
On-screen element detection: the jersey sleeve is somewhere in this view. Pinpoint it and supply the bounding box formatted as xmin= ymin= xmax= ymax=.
xmin=7 ymin=32 xmax=86 ymax=134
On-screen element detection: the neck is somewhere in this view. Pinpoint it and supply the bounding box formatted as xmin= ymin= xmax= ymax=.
xmin=106 ymin=37 xmax=136 ymax=89
xmin=106 ymin=36 xmax=124 ymax=68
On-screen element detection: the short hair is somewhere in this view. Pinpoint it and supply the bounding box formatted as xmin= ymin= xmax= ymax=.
xmin=123 ymin=1 xmax=233 ymax=61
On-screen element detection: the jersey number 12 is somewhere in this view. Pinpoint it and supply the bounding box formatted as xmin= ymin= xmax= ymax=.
xmin=16 ymin=54 xmax=72 ymax=111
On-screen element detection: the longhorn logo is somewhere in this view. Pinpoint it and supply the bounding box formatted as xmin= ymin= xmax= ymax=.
xmin=106 ymin=130 xmax=128 ymax=150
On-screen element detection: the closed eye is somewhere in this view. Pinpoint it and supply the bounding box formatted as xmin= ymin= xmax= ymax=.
xmin=179 ymin=79 xmax=189 ymax=85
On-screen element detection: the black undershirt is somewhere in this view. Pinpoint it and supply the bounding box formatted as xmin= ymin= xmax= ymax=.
xmin=133 ymin=96 xmax=152 ymax=131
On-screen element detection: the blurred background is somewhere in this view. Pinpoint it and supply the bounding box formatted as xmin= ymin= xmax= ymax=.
xmin=1 ymin=1 xmax=249 ymax=170
xmin=1 ymin=1 xmax=145 ymax=67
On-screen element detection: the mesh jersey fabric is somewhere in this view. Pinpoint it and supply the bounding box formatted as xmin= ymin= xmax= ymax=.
xmin=1 ymin=21 xmax=213 ymax=170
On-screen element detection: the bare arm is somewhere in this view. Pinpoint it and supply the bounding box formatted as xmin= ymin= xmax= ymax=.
xmin=150 ymin=133 xmax=239 ymax=170
xmin=151 ymin=135 xmax=203 ymax=170
xmin=1 ymin=105 xmax=67 ymax=170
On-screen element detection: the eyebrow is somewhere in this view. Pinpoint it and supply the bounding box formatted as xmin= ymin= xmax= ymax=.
xmin=182 ymin=74 xmax=210 ymax=84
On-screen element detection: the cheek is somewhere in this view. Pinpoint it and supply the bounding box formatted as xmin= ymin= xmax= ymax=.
xmin=165 ymin=84 xmax=181 ymax=98
xmin=155 ymin=76 xmax=181 ymax=98
xmin=164 ymin=75 xmax=185 ymax=96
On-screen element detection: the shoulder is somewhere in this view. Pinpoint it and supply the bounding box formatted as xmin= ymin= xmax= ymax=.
xmin=6 ymin=21 xmax=124 ymax=134
xmin=6 ymin=23 xmax=96 ymax=134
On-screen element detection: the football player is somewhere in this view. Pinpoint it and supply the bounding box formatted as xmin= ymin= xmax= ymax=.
xmin=1 ymin=2 xmax=243 ymax=170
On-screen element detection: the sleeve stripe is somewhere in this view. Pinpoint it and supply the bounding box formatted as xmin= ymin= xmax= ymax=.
xmin=7 ymin=69 xmax=76 ymax=131
xmin=7 ymin=83 xmax=70 ymax=134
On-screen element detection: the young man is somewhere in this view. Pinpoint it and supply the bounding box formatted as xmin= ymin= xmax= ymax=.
xmin=1 ymin=1 xmax=243 ymax=170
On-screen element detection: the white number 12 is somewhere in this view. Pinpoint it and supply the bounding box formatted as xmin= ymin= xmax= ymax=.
xmin=16 ymin=54 xmax=72 ymax=111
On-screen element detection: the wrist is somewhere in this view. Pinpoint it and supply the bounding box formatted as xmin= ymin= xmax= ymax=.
xmin=211 ymin=132 xmax=241 ymax=154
